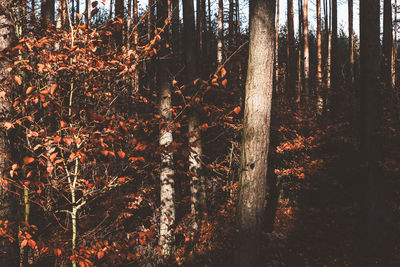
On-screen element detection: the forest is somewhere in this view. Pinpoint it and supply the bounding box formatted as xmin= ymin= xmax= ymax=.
xmin=0 ymin=0 xmax=398 ymax=266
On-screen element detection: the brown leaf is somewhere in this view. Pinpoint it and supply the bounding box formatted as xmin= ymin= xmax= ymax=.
xmin=23 ymin=157 xmax=35 ymax=165
xmin=14 ymin=75 xmax=22 ymax=85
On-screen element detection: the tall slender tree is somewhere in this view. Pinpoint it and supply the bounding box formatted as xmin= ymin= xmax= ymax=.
xmin=348 ymin=0 xmax=354 ymax=85
xmin=115 ymin=0 xmax=124 ymax=46
xmin=41 ymin=0 xmax=55 ymax=28
xmin=217 ymin=0 xmax=224 ymax=65
xmin=274 ymin=0 xmax=279 ymax=93
xmin=393 ymin=0 xmax=398 ymax=88
xmin=286 ymin=0 xmax=296 ymax=97
xmin=360 ymin=0 xmax=385 ymax=249
xmin=85 ymin=0 xmax=91 ymax=28
xmin=237 ymin=0 xmax=275 ymax=265
xmin=383 ymin=0 xmax=393 ymax=89
xmin=157 ymin=0 xmax=175 ymax=256
xmin=303 ymin=0 xmax=309 ymax=102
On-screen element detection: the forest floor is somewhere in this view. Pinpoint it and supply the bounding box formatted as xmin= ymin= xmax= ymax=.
xmin=260 ymin=102 xmax=400 ymax=267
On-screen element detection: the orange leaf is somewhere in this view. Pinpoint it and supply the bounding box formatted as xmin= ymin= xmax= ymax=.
xmin=233 ymin=106 xmax=241 ymax=114
xmin=220 ymin=67 xmax=227 ymax=77
xmin=50 ymin=152 xmax=58 ymax=162
xmin=23 ymin=157 xmax=35 ymax=165
xmin=101 ymin=150 xmax=109 ymax=156
xmin=54 ymin=248 xmax=62 ymax=256
xmin=221 ymin=79 xmax=228 ymax=87
xmin=118 ymin=177 xmax=125 ymax=183
xmin=63 ymin=138 xmax=73 ymax=146
xmin=28 ymin=239 xmax=36 ymax=249
xmin=117 ymin=150 xmax=126 ymax=159
xmin=53 ymin=136 xmax=62 ymax=143
xmin=21 ymin=239 xmax=27 ymax=248
xmin=50 ymin=84 xmax=57 ymax=95
xmin=3 ymin=122 xmax=14 ymax=130
xmin=26 ymin=86 xmax=34 ymax=95
xmin=77 ymin=13 xmax=82 ymax=19
xmin=60 ymin=121 xmax=67 ymax=128
xmin=97 ymin=251 xmax=104 ymax=259
xmin=14 ymin=75 xmax=22 ymax=85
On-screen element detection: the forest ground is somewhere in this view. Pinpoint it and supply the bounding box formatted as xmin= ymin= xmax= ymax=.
xmin=201 ymin=97 xmax=400 ymax=267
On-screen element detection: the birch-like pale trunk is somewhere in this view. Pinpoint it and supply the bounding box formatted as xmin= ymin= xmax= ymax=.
xmin=157 ymin=0 xmax=175 ymax=256
xmin=217 ymin=0 xmax=223 ymax=65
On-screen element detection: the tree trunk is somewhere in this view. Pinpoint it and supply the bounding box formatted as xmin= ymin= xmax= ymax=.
xmin=393 ymin=0 xmax=397 ymax=88
xmin=85 ymin=0 xmax=91 ymax=28
xmin=274 ymin=0 xmax=279 ymax=94
xmin=286 ymin=0 xmax=295 ymax=98
xmin=41 ymin=0 xmax=55 ymax=28
xmin=237 ymin=0 xmax=275 ymax=265
xmin=114 ymin=0 xmax=124 ymax=46
xmin=297 ymin=0 xmax=303 ymax=102
xmin=171 ymin=0 xmax=179 ymax=55
xmin=148 ymin=0 xmax=154 ymax=41
xmin=229 ymin=0 xmax=234 ymax=46
xmin=0 ymin=7 xmax=18 ymax=266
xmin=157 ymin=0 xmax=175 ymax=256
xmin=76 ymin=0 xmax=80 ymax=23
xmin=217 ymin=0 xmax=224 ymax=65
xmin=303 ymin=0 xmax=309 ymax=103
xmin=383 ymin=0 xmax=393 ymax=89
xmin=325 ymin=0 xmax=331 ymax=93
xmin=360 ymin=0 xmax=385 ymax=250
xmin=330 ymin=0 xmax=337 ymax=113
xmin=316 ymin=0 xmax=323 ymax=114
xmin=348 ymin=0 xmax=354 ymax=86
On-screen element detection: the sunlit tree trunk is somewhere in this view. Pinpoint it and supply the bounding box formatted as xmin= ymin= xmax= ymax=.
xmin=76 ymin=0 xmax=80 ymax=23
xmin=274 ymin=0 xmax=279 ymax=94
xmin=286 ymin=0 xmax=296 ymax=97
xmin=0 ymin=7 xmax=18 ymax=266
xmin=157 ymin=0 xmax=175 ymax=256
xmin=360 ymin=0 xmax=385 ymax=250
xmin=237 ymin=0 xmax=275 ymax=265
xmin=383 ymin=0 xmax=393 ymax=89
xmin=324 ymin=0 xmax=331 ymax=95
xmin=303 ymin=0 xmax=309 ymax=103
xmin=217 ymin=0 xmax=224 ymax=65
xmin=330 ymin=0 xmax=337 ymax=113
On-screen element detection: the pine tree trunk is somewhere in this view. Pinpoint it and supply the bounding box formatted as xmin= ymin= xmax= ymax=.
xmin=393 ymin=0 xmax=397 ymax=88
xmin=41 ymin=0 xmax=55 ymax=28
xmin=297 ymin=0 xmax=303 ymax=103
xmin=0 ymin=8 xmax=19 ymax=266
xmin=85 ymin=0 xmax=91 ymax=28
xmin=237 ymin=0 xmax=275 ymax=265
xmin=274 ymin=0 xmax=279 ymax=94
xmin=360 ymin=0 xmax=385 ymax=250
xmin=303 ymin=0 xmax=309 ymax=103
xmin=115 ymin=0 xmax=124 ymax=46
xmin=286 ymin=0 xmax=296 ymax=98
xmin=148 ymin=0 xmax=154 ymax=41
xmin=383 ymin=0 xmax=393 ymax=89
xmin=316 ymin=0 xmax=323 ymax=114
xmin=348 ymin=0 xmax=354 ymax=86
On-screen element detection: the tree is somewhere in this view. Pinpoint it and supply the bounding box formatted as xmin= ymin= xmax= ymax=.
xmin=393 ymin=0 xmax=397 ymax=87
xmin=217 ymin=0 xmax=224 ymax=65
xmin=360 ymin=0 xmax=385 ymax=249
xmin=0 ymin=4 xmax=18 ymax=266
xmin=348 ymin=0 xmax=354 ymax=86
xmin=316 ymin=0 xmax=323 ymax=113
xmin=331 ymin=0 xmax=337 ymax=113
xmin=383 ymin=0 xmax=393 ymax=89
xmin=274 ymin=0 xmax=279 ymax=93
xmin=286 ymin=0 xmax=296 ymax=97
xmin=115 ymin=0 xmax=124 ymax=46
xmin=237 ymin=0 xmax=275 ymax=265
xmin=41 ymin=0 xmax=54 ymax=28
xmin=303 ymin=0 xmax=309 ymax=102
xmin=85 ymin=0 xmax=91 ymax=28
xmin=157 ymin=0 xmax=175 ymax=256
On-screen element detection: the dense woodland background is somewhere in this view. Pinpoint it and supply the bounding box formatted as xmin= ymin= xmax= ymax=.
xmin=0 ymin=0 xmax=398 ymax=266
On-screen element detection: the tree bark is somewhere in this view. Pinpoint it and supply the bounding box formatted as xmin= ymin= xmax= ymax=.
xmin=330 ymin=0 xmax=337 ymax=113
xmin=303 ymin=0 xmax=309 ymax=103
xmin=316 ymin=0 xmax=323 ymax=114
xmin=393 ymin=0 xmax=397 ymax=88
xmin=383 ymin=0 xmax=393 ymax=89
xmin=148 ymin=0 xmax=154 ymax=41
xmin=157 ymin=0 xmax=175 ymax=256
xmin=348 ymin=0 xmax=354 ymax=86
xmin=0 ymin=6 xmax=18 ymax=266
xmin=360 ymin=0 xmax=385 ymax=250
xmin=274 ymin=0 xmax=279 ymax=94
xmin=85 ymin=0 xmax=91 ymax=28
xmin=114 ymin=0 xmax=124 ymax=46
xmin=297 ymin=0 xmax=303 ymax=102
xmin=41 ymin=0 xmax=54 ymax=28
xmin=286 ymin=0 xmax=296 ymax=98
xmin=217 ymin=0 xmax=223 ymax=65
xmin=237 ymin=0 xmax=275 ymax=265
